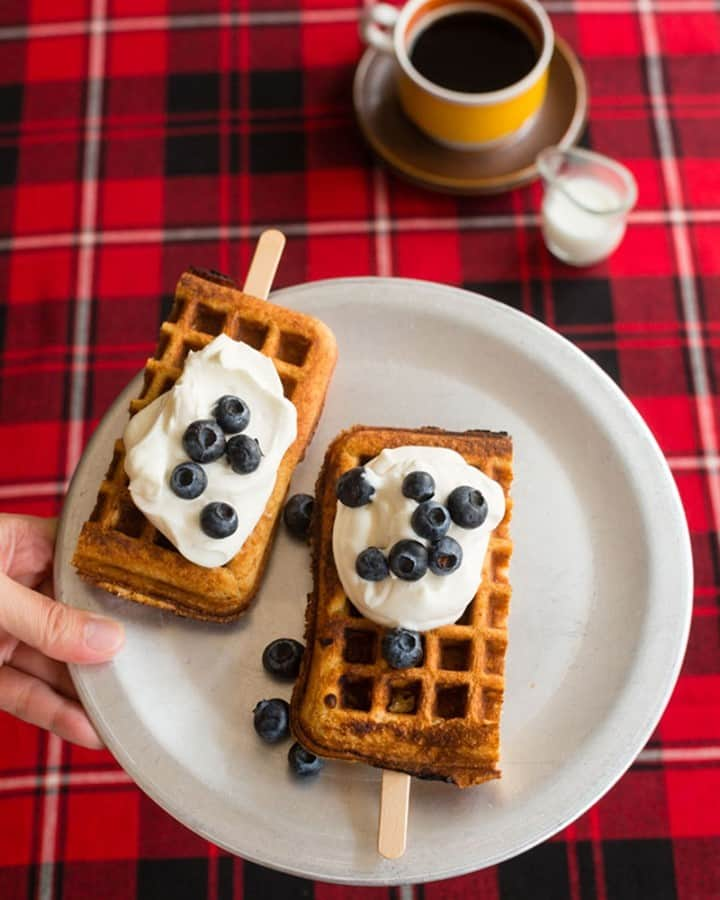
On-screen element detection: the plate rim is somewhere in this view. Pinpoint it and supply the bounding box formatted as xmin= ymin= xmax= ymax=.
xmin=57 ymin=276 xmax=693 ymax=884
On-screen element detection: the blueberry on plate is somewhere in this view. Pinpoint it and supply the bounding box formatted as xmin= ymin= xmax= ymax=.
xmin=389 ymin=539 xmax=428 ymax=581
xmin=428 ymin=535 xmax=463 ymax=575
xmin=336 ymin=467 xmax=375 ymax=507
xmin=283 ymin=493 xmax=314 ymax=540
xmin=288 ymin=742 xmax=324 ymax=777
xmin=402 ymin=470 xmax=435 ymax=502
xmin=447 ymin=485 xmax=488 ymax=529
xmin=253 ymin=699 xmax=290 ymax=743
xmin=214 ymin=395 xmax=250 ymax=433
xmin=382 ymin=628 xmax=423 ymax=669
xmin=169 ymin=461 xmax=207 ymax=499
xmin=227 ymin=434 xmax=263 ymax=474
xmin=262 ymin=638 xmax=304 ymax=680
xmin=200 ymin=502 xmax=238 ymax=538
xmin=355 ymin=547 xmax=389 ymax=581
xmin=182 ymin=419 xmax=226 ymax=464
xmin=411 ymin=500 xmax=451 ymax=541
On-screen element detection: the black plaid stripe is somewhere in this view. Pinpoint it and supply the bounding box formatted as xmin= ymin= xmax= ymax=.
xmin=167 ymin=73 xmax=222 ymax=115
xmin=137 ymin=858 xmax=208 ymax=900
xmin=243 ymin=861 xmax=314 ymax=900
xmin=0 ymin=84 xmax=23 ymax=124
xmin=553 ymin=279 xmax=614 ymax=327
xmin=250 ymin=70 xmax=303 ymax=109
xmin=603 ymin=839 xmax=677 ymax=900
xmin=499 ymin=843 xmax=571 ymax=900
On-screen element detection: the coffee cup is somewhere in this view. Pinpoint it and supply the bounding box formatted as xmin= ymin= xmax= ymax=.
xmin=360 ymin=0 xmax=554 ymax=149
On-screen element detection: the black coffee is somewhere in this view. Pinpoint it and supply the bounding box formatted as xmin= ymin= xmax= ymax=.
xmin=409 ymin=11 xmax=538 ymax=93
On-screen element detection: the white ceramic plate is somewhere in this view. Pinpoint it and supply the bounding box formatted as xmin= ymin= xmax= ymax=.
xmin=56 ymin=278 xmax=692 ymax=885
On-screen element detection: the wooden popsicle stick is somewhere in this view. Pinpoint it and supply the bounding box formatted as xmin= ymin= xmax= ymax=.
xmin=378 ymin=770 xmax=411 ymax=859
xmin=243 ymin=229 xmax=286 ymax=301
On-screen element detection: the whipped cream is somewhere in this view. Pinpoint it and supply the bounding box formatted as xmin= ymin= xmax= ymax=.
xmin=332 ymin=446 xmax=505 ymax=631
xmin=124 ymin=334 xmax=297 ymax=567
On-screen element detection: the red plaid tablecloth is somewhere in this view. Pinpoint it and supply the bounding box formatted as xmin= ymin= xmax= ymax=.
xmin=1 ymin=0 xmax=720 ymax=897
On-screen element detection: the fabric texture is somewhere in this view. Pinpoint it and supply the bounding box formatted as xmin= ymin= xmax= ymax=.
xmin=1 ymin=0 xmax=719 ymax=897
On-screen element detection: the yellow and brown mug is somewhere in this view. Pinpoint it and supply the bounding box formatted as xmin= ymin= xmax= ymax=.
xmin=360 ymin=0 xmax=554 ymax=149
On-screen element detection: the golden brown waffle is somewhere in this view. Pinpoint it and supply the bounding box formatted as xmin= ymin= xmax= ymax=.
xmin=72 ymin=268 xmax=337 ymax=622
xmin=291 ymin=425 xmax=513 ymax=787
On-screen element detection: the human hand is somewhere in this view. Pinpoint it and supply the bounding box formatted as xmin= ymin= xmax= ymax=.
xmin=0 ymin=514 xmax=124 ymax=748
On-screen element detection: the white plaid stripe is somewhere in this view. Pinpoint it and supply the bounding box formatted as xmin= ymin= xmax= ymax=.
xmin=637 ymin=0 xmax=720 ymax=552
xmin=1 ymin=1 xmax=720 ymax=41
xmin=2 ymin=209 xmax=720 ymax=255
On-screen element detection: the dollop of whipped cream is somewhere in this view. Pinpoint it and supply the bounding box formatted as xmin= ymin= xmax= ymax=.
xmin=332 ymin=446 xmax=505 ymax=631
xmin=124 ymin=333 xmax=297 ymax=568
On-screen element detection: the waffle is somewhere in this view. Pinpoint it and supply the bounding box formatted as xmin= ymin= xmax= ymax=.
xmin=291 ymin=425 xmax=513 ymax=787
xmin=72 ymin=267 xmax=337 ymax=622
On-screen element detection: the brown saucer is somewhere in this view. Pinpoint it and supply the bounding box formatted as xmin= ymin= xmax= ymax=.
xmin=353 ymin=36 xmax=588 ymax=195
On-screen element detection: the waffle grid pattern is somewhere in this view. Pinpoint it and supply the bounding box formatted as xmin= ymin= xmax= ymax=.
xmin=294 ymin=429 xmax=513 ymax=785
xmin=72 ymin=268 xmax=337 ymax=620
xmin=88 ymin=273 xmax=313 ymax=548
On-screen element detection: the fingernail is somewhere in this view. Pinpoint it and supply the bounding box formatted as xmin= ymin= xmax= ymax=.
xmin=84 ymin=617 xmax=124 ymax=653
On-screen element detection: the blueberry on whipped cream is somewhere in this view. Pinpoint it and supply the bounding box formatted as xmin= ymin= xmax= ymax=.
xmin=170 ymin=461 xmax=207 ymax=500
xmin=123 ymin=334 xmax=297 ymax=567
xmin=447 ymin=484 xmax=489 ymax=529
xmin=389 ymin=539 xmax=428 ymax=581
xmin=214 ymin=394 xmax=250 ymax=433
xmin=201 ymin=501 xmax=238 ymax=538
xmin=336 ymin=467 xmax=375 ymax=507
xmin=402 ymin=470 xmax=435 ymax=502
xmin=355 ymin=547 xmax=389 ymax=581
xmin=411 ymin=500 xmax=451 ymax=542
xmin=428 ymin=535 xmax=463 ymax=576
xmin=332 ymin=446 xmax=505 ymax=631
xmin=227 ymin=434 xmax=263 ymax=474
xmin=183 ymin=419 xmax=226 ymax=464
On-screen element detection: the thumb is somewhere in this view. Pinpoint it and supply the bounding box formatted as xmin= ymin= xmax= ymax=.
xmin=0 ymin=572 xmax=124 ymax=664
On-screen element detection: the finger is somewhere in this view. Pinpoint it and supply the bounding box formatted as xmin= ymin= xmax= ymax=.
xmin=0 ymin=515 xmax=57 ymax=586
xmin=0 ymin=666 xmax=103 ymax=750
xmin=10 ymin=644 xmax=78 ymax=701
xmin=0 ymin=573 xmax=124 ymax=664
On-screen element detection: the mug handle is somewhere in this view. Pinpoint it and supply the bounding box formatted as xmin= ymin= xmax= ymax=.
xmin=360 ymin=3 xmax=399 ymax=54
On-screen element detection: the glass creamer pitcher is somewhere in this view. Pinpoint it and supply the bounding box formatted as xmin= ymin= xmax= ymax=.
xmin=537 ymin=146 xmax=638 ymax=267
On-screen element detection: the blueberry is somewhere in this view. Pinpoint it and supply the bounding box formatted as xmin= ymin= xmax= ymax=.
xmin=288 ymin=742 xmax=324 ymax=777
xmin=200 ymin=502 xmax=238 ymax=538
xmin=402 ymin=470 xmax=435 ymax=502
xmin=336 ymin=467 xmax=375 ymax=507
xmin=382 ymin=628 xmax=423 ymax=669
xmin=214 ymin=395 xmax=250 ymax=433
xmin=355 ymin=547 xmax=389 ymax=581
xmin=428 ymin=536 xmax=463 ymax=575
xmin=182 ymin=419 xmax=226 ymax=463
xmin=253 ymin=698 xmax=290 ymax=743
xmin=447 ymin=485 xmax=488 ymax=528
xmin=283 ymin=493 xmax=314 ymax=540
xmin=262 ymin=638 xmax=304 ymax=679
xmin=169 ymin=461 xmax=207 ymax=499
xmin=411 ymin=500 xmax=451 ymax=541
xmin=389 ymin=539 xmax=428 ymax=581
xmin=227 ymin=434 xmax=262 ymax=474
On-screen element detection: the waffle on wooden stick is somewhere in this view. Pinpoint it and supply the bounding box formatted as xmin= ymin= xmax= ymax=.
xmin=291 ymin=425 xmax=513 ymax=787
xmin=72 ymin=261 xmax=337 ymax=622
